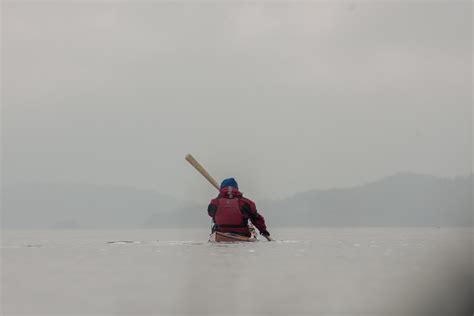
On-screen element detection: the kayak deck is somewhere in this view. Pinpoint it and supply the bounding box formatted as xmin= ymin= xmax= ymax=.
xmin=209 ymin=231 xmax=258 ymax=242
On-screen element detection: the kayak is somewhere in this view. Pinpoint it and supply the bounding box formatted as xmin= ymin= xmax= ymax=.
xmin=209 ymin=231 xmax=258 ymax=242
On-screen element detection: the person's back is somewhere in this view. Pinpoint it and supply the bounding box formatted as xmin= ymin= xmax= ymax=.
xmin=207 ymin=178 xmax=270 ymax=238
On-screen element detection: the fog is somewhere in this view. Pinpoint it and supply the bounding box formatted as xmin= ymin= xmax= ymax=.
xmin=2 ymin=1 xmax=471 ymax=202
xmin=2 ymin=2 xmax=473 ymax=316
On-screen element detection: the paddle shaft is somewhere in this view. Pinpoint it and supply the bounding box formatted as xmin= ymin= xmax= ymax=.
xmin=185 ymin=154 xmax=220 ymax=190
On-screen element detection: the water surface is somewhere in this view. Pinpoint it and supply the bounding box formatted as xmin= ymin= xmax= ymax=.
xmin=2 ymin=228 xmax=472 ymax=315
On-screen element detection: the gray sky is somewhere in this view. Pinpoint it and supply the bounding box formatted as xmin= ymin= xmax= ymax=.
xmin=2 ymin=1 xmax=472 ymax=202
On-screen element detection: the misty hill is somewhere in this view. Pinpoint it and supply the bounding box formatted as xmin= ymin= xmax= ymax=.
xmin=260 ymin=173 xmax=472 ymax=227
xmin=2 ymin=183 xmax=183 ymax=229
xmin=143 ymin=204 xmax=211 ymax=229
xmin=2 ymin=173 xmax=472 ymax=229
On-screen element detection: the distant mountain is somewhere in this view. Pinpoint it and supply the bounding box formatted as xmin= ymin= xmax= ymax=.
xmin=142 ymin=204 xmax=210 ymax=229
xmin=2 ymin=183 xmax=184 ymax=229
xmin=2 ymin=173 xmax=472 ymax=229
xmin=260 ymin=173 xmax=472 ymax=227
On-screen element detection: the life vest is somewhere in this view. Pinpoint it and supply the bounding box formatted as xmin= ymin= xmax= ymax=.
xmin=214 ymin=197 xmax=245 ymax=227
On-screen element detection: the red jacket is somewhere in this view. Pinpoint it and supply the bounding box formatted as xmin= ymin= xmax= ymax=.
xmin=207 ymin=187 xmax=269 ymax=237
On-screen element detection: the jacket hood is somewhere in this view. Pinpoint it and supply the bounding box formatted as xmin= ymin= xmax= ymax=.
xmin=218 ymin=186 xmax=243 ymax=198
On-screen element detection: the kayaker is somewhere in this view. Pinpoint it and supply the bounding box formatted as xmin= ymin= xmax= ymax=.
xmin=207 ymin=178 xmax=270 ymax=238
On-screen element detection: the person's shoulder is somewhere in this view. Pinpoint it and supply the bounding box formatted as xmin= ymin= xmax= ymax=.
xmin=209 ymin=197 xmax=220 ymax=204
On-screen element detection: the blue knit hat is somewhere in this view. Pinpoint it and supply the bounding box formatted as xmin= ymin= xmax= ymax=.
xmin=220 ymin=178 xmax=238 ymax=189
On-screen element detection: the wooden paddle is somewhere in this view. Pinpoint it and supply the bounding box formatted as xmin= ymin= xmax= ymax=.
xmin=185 ymin=154 xmax=273 ymax=241
xmin=185 ymin=154 xmax=220 ymax=190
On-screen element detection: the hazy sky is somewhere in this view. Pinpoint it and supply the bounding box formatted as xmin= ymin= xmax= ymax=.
xmin=2 ymin=1 xmax=472 ymax=201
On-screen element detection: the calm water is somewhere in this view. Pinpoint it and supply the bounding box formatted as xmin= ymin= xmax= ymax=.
xmin=1 ymin=228 xmax=472 ymax=316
